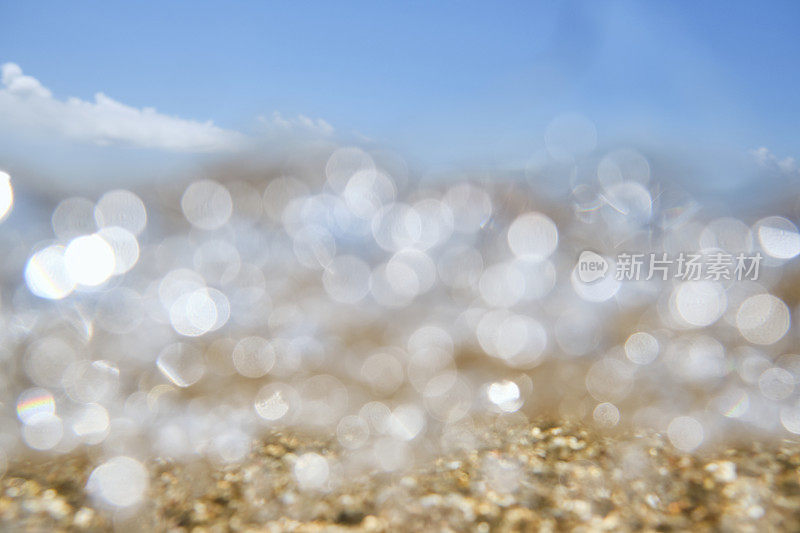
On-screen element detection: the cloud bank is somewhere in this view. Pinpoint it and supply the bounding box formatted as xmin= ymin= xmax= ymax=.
xmin=0 ymin=63 xmax=246 ymax=152
xmin=751 ymin=146 xmax=798 ymax=176
xmin=259 ymin=111 xmax=334 ymax=136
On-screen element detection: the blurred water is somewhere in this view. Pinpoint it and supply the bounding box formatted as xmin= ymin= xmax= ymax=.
xmin=1 ymin=140 xmax=800 ymax=508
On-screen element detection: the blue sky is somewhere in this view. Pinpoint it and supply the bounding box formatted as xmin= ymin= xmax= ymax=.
xmin=2 ymin=0 xmax=800 ymax=190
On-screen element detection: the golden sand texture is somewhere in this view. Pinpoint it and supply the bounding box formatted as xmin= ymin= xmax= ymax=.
xmin=2 ymin=419 xmax=799 ymax=532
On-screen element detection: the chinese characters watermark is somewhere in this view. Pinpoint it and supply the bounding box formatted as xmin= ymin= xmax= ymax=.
xmin=577 ymin=251 xmax=762 ymax=282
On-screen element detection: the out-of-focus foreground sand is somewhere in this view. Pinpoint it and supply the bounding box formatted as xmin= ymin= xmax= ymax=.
xmin=2 ymin=418 xmax=799 ymax=532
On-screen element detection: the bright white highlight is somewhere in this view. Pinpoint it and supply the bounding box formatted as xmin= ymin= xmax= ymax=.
xmin=507 ymin=212 xmax=558 ymax=261
xmin=293 ymin=453 xmax=329 ymax=490
xmin=0 ymin=170 xmax=13 ymax=222
xmin=25 ymin=245 xmax=75 ymax=299
xmin=87 ymin=456 xmax=149 ymax=507
xmin=65 ymin=234 xmax=116 ymax=287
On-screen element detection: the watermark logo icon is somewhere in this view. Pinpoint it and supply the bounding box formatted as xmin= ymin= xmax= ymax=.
xmin=577 ymin=250 xmax=608 ymax=283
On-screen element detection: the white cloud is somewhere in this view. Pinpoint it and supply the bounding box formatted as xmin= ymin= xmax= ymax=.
xmin=751 ymin=146 xmax=798 ymax=175
xmin=259 ymin=111 xmax=334 ymax=136
xmin=0 ymin=63 xmax=246 ymax=152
